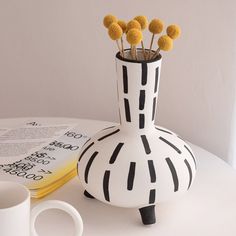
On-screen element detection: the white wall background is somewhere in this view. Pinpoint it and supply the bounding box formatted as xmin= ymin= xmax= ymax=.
xmin=1 ymin=0 xmax=236 ymax=166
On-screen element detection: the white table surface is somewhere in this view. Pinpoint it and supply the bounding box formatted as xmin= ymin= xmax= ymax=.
xmin=1 ymin=117 xmax=236 ymax=236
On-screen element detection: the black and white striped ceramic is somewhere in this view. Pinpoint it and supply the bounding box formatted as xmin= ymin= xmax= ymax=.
xmin=77 ymin=49 xmax=197 ymax=225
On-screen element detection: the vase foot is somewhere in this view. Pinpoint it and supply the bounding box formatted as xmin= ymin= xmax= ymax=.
xmin=84 ymin=190 xmax=95 ymax=199
xmin=139 ymin=205 xmax=156 ymax=225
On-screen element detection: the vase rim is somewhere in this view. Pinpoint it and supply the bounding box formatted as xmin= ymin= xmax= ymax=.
xmin=116 ymin=48 xmax=162 ymax=64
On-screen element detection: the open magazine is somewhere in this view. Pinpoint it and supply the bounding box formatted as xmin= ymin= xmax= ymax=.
xmin=0 ymin=120 xmax=89 ymax=198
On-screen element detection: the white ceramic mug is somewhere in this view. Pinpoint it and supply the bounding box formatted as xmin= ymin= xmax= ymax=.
xmin=0 ymin=181 xmax=83 ymax=236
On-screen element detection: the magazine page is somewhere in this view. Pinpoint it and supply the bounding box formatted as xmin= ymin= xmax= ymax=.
xmin=0 ymin=121 xmax=89 ymax=193
xmin=0 ymin=123 xmax=77 ymax=164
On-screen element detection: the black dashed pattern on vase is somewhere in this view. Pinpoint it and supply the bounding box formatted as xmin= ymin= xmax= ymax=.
xmin=148 ymin=160 xmax=156 ymax=183
xmin=141 ymin=135 xmax=151 ymax=154
xmin=141 ymin=63 xmax=148 ymax=85
xmin=98 ymin=129 xmax=120 ymax=141
xmin=155 ymin=127 xmax=173 ymax=135
xmin=77 ymin=56 xmax=196 ymax=213
xmin=184 ymin=159 xmax=193 ymax=189
xmin=165 ymin=157 xmax=179 ymax=192
xmin=84 ymin=151 xmax=98 ymax=183
xmin=103 ymin=170 xmax=111 ymax=202
xmin=109 ymin=143 xmax=124 ymax=164
xmin=154 ymin=67 xmax=159 ymax=93
xmin=159 ymin=137 xmax=182 ymax=154
xmin=122 ymin=65 xmax=128 ymax=94
xmin=127 ymin=162 xmax=136 ymax=191
xmin=139 ymin=114 xmax=145 ymax=129
xmin=79 ymin=142 xmax=94 ymax=162
xmin=124 ymin=98 xmax=131 ymax=122
xmin=139 ymin=90 xmax=145 ymax=110
xmin=184 ymin=145 xmax=197 ymax=169
xmin=149 ymin=189 xmax=156 ymax=204
xmin=152 ymin=97 xmax=156 ymax=121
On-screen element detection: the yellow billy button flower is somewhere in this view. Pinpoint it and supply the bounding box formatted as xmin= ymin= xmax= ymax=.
xmin=103 ymin=14 xmax=118 ymax=28
xmin=134 ymin=15 xmax=148 ymax=30
xmin=126 ymin=28 xmax=143 ymax=45
xmin=117 ymin=20 xmax=127 ymax=58
xmin=108 ymin=23 xmax=123 ymax=40
xmin=158 ymin=35 xmax=173 ymax=51
xmin=167 ymin=24 xmax=181 ymax=40
xmin=126 ymin=20 xmax=141 ymax=32
xmin=108 ymin=23 xmax=123 ymax=57
xmin=148 ymin=18 xmax=164 ymax=59
xmin=127 ymin=28 xmax=143 ymax=60
xmin=134 ymin=15 xmax=148 ymax=60
xmin=149 ymin=19 xmax=164 ymax=34
xmin=117 ymin=20 xmax=127 ymax=34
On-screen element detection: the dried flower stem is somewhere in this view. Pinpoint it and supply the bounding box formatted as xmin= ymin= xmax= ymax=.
xmin=116 ymin=40 xmax=123 ymax=57
xmin=130 ymin=45 xmax=136 ymax=60
xmin=148 ymin=34 xmax=155 ymax=59
xmin=121 ymin=36 xmax=125 ymax=58
xmin=134 ymin=46 xmax=138 ymax=60
xmin=151 ymin=48 xmax=161 ymax=59
xmin=141 ymin=41 xmax=146 ymax=60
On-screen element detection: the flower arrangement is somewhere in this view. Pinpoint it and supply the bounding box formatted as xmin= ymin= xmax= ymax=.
xmin=77 ymin=14 xmax=196 ymax=227
xmin=103 ymin=14 xmax=181 ymax=61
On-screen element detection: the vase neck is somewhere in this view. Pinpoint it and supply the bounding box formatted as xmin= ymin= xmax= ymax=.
xmin=116 ymin=56 xmax=162 ymax=132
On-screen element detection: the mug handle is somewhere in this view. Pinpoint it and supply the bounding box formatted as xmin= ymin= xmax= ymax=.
xmin=30 ymin=200 xmax=83 ymax=236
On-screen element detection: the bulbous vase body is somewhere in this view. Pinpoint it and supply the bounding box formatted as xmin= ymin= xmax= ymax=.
xmin=77 ymin=50 xmax=196 ymax=224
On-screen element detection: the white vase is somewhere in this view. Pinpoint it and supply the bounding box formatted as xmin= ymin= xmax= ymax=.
xmin=77 ymin=50 xmax=197 ymax=225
